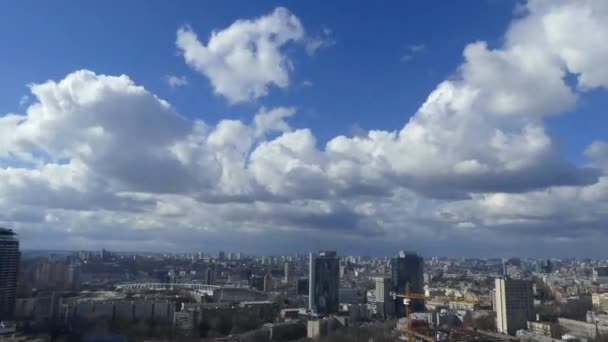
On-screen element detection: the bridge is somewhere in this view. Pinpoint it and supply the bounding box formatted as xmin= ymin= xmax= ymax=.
xmin=115 ymin=283 xmax=221 ymax=295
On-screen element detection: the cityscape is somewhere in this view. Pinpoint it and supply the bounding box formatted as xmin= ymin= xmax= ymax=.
xmin=2 ymin=0 xmax=608 ymax=341
xmin=2 ymin=227 xmax=608 ymax=341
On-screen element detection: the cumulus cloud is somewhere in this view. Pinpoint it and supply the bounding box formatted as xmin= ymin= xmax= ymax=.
xmin=2 ymin=0 xmax=608 ymax=254
xmin=0 ymin=70 xmax=199 ymax=194
xmin=164 ymin=74 xmax=188 ymax=88
xmin=509 ymin=0 xmax=608 ymax=90
xmin=586 ymin=141 xmax=608 ymax=170
xmin=176 ymin=7 xmax=305 ymax=103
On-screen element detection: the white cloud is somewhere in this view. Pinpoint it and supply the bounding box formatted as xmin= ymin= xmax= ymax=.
xmin=3 ymin=1 xmax=608 ymax=254
xmin=401 ymin=44 xmax=426 ymax=62
xmin=164 ymin=74 xmax=188 ymax=88
xmin=305 ymin=28 xmax=335 ymax=56
xmin=509 ymin=0 xmax=608 ymax=90
xmin=0 ymin=70 xmax=197 ymax=194
xmin=176 ymin=7 xmax=305 ymax=103
xmin=586 ymin=141 xmax=608 ymax=170
xmin=18 ymin=95 xmax=29 ymax=107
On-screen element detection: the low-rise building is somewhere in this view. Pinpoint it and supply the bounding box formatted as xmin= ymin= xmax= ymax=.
xmin=173 ymin=310 xmax=193 ymax=332
xmin=264 ymin=321 xmax=306 ymax=341
xmin=592 ymin=292 xmax=608 ymax=312
xmin=307 ymin=317 xmax=346 ymax=339
xmin=527 ymin=321 xmax=560 ymax=338
xmin=558 ymin=317 xmax=608 ymax=340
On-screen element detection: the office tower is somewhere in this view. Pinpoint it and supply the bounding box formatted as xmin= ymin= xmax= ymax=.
xmin=375 ymin=277 xmax=395 ymax=318
xmin=536 ymin=259 xmax=553 ymax=273
xmin=391 ymin=250 xmax=424 ymax=316
xmin=218 ymin=251 xmax=226 ymax=261
xmin=263 ymin=272 xmax=273 ymax=292
xmin=205 ymin=266 xmax=215 ymax=285
xmin=67 ymin=263 xmax=81 ymax=292
xmin=78 ymin=250 xmax=89 ymax=261
xmin=241 ymin=268 xmax=253 ymax=282
xmin=495 ymin=278 xmax=534 ymax=335
xmin=309 ymin=251 xmax=340 ymax=314
xmin=0 ymin=228 xmax=19 ymax=321
xmin=101 ymin=248 xmax=111 ymax=262
xmin=250 ymin=275 xmax=264 ymax=291
xmin=297 ymin=278 xmax=309 ymax=295
xmin=284 ymin=261 xmax=292 ymax=283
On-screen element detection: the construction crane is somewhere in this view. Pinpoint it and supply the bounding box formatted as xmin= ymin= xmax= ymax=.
xmin=390 ymin=285 xmax=480 ymax=342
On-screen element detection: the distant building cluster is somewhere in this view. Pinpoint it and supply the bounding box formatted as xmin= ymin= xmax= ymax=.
xmin=3 ymin=235 xmax=608 ymax=341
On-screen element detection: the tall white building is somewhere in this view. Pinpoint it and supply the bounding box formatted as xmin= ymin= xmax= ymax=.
xmin=495 ymin=278 xmax=534 ymax=335
xmin=284 ymin=261 xmax=292 ymax=284
xmin=375 ymin=277 xmax=394 ymax=318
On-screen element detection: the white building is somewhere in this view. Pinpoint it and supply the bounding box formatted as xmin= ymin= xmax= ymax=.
xmin=592 ymin=292 xmax=608 ymax=312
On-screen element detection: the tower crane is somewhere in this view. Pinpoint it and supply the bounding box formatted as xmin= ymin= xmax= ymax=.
xmin=390 ymin=285 xmax=480 ymax=342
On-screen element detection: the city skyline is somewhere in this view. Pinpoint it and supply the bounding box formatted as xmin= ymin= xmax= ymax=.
xmin=1 ymin=1 xmax=608 ymax=256
xmin=7 ymin=230 xmax=608 ymax=340
xmin=17 ymin=246 xmax=608 ymax=260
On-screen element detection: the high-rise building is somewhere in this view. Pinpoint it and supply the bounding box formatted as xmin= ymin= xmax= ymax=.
xmin=218 ymin=251 xmax=226 ymax=261
xmin=537 ymin=259 xmax=553 ymax=274
xmin=391 ymin=251 xmax=424 ymax=316
xmin=375 ymin=277 xmax=395 ymax=318
xmin=101 ymin=248 xmax=111 ymax=262
xmin=495 ymin=277 xmax=534 ymax=336
xmin=284 ymin=261 xmax=292 ymax=283
xmin=67 ymin=263 xmax=81 ymax=292
xmin=34 ymin=258 xmax=77 ymax=291
xmin=250 ymin=275 xmax=264 ymax=291
xmin=297 ymin=278 xmax=309 ymax=295
xmin=593 ymin=267 xmax=608 ymax=284
xmin=205 ymin=266 xmax=216 ymax=285
xmin=309 ymin=251 xmax=340 ymax=314
xmin=263 ymin=272 xmax=273 ymax=292
xmin=0 ymin=228 xmax=19 ymax=321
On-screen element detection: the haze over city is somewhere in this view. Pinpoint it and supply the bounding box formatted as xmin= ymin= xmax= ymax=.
xmin=1 ymin=0 xmax=608 ymax=257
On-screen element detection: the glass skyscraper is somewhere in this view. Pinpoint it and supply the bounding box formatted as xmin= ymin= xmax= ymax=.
xmin=309 ymin=251 xmax=339 ymax=314
xmin=391 ymin=250 xmax=424 ymax=316
xmin=0 ymin=228 xmax=19 ymax=321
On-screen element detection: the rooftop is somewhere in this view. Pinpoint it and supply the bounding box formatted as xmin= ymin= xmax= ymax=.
xmin=0 ymin=227 xmax=18 ymax=242
xmin=0 ymin=227 xmax=16 ymax=236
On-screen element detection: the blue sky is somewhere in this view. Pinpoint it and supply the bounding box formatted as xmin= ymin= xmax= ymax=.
xmin=2 ymin=1 xmax=604 ymax=164
xmin=1 ymin=1 xmax=607 ymax=256
xmin=1 ymin=1 xmax=514 ymax=134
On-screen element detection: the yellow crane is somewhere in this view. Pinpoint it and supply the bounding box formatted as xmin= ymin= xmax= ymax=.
xmin=390 ymin=286 xmax=480 ymax=342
